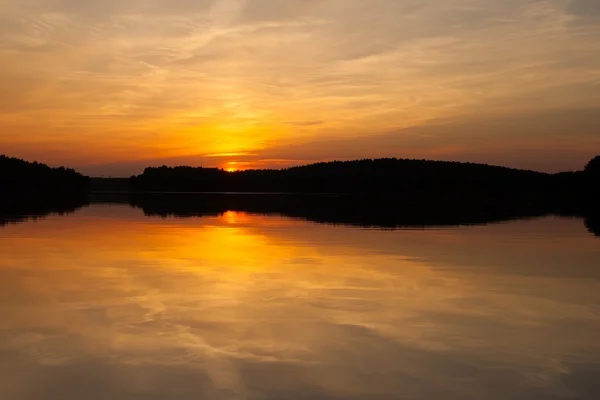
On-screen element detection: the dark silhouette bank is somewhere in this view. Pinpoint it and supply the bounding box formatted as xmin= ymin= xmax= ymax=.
xmin=0 ymin=155 xmax=89 ymax=194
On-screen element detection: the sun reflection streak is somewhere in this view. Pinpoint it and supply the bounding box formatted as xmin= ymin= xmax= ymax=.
xmin=0 ymin=209 xmax=599 ymax=399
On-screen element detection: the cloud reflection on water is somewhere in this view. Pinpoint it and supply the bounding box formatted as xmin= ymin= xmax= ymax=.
xmin=0 ymin=205 xmax=599 ymax=399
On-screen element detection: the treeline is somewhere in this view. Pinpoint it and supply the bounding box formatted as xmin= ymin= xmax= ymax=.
xmin=0 ymin=155 xmax=89 ymax=194
xmin=2 ymin=154 xmax=598 ymax=199
xmin=128 ymin=157 xmax=599 ymax=198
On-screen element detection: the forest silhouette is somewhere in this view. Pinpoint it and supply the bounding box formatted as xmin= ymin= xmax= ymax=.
xmin=127 ymin=157 xmax=599 ymax=205
xmin=2 ymin=154 xmax=598 ymax=199
xmin=0 ymin=155 xmax=89 ymax=193
xmin=0 ymin=155 xmax=89 ymax=226
xmin=1 ymin=152 xmax=598 ymax=235
xmin=130 ymin=158 xmax=550 ymax=193
xmin=1 ymin=154 xmax=599 ymax=235
xmin=2 ymin=153 xmax=599 ymax=198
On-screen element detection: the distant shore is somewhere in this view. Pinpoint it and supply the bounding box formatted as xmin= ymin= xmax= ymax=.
xmin=3 ymin=154 xmax=598 ymax=208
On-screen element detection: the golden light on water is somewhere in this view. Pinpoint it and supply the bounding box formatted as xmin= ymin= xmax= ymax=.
xmin=1 ymin=207 xmax=600 ymax=398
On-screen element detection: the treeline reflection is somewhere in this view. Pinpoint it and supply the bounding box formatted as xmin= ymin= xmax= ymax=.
xmin=126 ymin=193 xmax=600 ymax=236
xmin=0 ymin=196 xmax=89 ymax=227
xmin=2 ymin=193 xmax=598 ymax=237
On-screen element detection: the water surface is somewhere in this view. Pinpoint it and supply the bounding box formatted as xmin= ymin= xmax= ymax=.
xmin=1 ymin=204 xmax=599 ymax=399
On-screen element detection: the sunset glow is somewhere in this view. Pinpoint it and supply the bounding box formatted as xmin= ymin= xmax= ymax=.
xmin=1 ymin=0 xmax=599 ymax=175
xmin=224 ymin=161 xmax=246 ymax=172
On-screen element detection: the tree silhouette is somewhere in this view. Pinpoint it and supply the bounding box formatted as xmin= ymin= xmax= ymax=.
xmin=129 ymin=158 xmax=553 ymax=195
xmin=0 ymin=155 xmax=89 ymax=194
xmin=584 ymin=213 xmax=600 ymax=237
xmin=585 ymin=156 xmax=600 ymax=176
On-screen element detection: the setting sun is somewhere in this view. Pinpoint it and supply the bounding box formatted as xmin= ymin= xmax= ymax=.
xmin=225 ymin=161 xmax=239 ymax=172
xmin=224 ymin=161 xmax=252 ymax=172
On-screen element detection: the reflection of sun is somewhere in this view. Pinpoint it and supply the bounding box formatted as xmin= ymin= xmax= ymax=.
xmin=222 ymin=211 xmax=252 ymax=224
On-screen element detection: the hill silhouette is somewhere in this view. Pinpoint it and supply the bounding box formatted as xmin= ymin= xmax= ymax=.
xmin=128 ymin=157 xmax=600 ymax=204
xmin=130 ymin=158 xmax=556 ymax=194
xmin=0 ymin=155 xmax=89 ymax=194
xmin=585 ymin=156 xmax=600 ymax=175
xmin=2 ymin=154 xmax=597 ymax=235
xmin=125 ymin=156 xmax=600 ymax=233
xmin=3 ymin=154 xmax=599 ymax=207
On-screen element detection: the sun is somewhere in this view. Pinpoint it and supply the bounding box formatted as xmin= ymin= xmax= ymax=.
xmin=224 ymin=161 xmax=240 ymax=172
xmin=223 ymin=161 xmax=253 ymax=172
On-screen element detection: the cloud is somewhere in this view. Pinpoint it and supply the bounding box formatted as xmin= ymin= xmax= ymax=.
xmin=234 ymin=0 xmax=324 ymax=24
xmin=69 ymin=106 xmax=600 ymax=176
xmin=1 ymin=0 xmax=600 ymax=174
xmin=287 ymin=120 xmax=324 ymax=127
xmin=567 ymin=0 xmax=600 ymax=17
xmin=4 ymin=0 xmax=217 ymax=19
xmin=255 ymin=107 xmax=600 ymax=171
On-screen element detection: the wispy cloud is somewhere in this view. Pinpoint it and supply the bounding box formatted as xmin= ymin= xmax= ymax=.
xmin=1 ymin=0 xmax=599 ymax=173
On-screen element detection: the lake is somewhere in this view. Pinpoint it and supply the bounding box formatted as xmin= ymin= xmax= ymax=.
xmin=1 ymin=201 xmax=599 ymax=399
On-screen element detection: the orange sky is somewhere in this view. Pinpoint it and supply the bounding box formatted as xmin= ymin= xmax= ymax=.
xmin=1 ymin=0 xmax=599 ymax=176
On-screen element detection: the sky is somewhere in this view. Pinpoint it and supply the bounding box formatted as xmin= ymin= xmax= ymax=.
xmin=1 ymin=0 xmax=599 ymax=176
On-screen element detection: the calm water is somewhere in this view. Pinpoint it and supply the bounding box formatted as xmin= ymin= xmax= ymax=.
xmin=1 ymin=204 xmax=600 ymax=400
